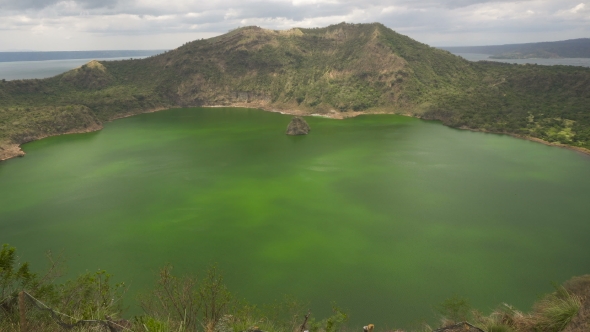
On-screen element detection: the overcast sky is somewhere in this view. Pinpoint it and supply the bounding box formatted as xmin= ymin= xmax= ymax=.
xmin=0 ymin=0 xmax=588 ymax=51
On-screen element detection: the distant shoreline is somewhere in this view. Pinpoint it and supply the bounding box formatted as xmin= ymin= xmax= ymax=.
xmin=0 ymin=50 xmax=166 ymax=62
xmin=456 ymin=125 xmax=590 ymax=157
xmin=2 ymin=105 xmax=589 ymax=163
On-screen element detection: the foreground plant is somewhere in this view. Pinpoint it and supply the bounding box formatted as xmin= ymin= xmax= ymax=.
xmin=1 ymin=244 xmax=126 ymax=331
xmin=139 ymin=264 xmax=232 ymax=332
xmin=533 ymin=286 xmax=582 ymax=332
xmin=463 ymin=284 xmax=583 ymax=332
xmin=2 ymin=244 xmax=588 ymax=332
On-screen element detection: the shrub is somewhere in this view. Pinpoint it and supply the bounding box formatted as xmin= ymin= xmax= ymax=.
xmin=55 ymin=269 xmax=126 ymax=320
xmin=139 ymin=264 xmax=232 ymax=332
xmin=0 ymin=244 xmax=59 ymax=325
xmin=308 ymin=305 xmax=348 ymax=332
xmin=1 ymin=244 xmax=124 ymax=331
xmin=533 ymin=286 xmax=582 ymax=332
xmin=139 ymin=264 xmax=202 ymax=331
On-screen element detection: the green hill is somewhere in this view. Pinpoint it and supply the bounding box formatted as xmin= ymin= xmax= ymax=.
xmin=440 ymin=38 xmax=590 ymax=59
xmin=1 ymin=23 xmax=590 ymax=160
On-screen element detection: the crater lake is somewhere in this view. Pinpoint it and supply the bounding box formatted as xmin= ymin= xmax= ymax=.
xmin=1 ymin=107 xmax=589 ymax=329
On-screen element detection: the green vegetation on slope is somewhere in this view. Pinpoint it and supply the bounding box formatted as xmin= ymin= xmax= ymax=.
xmin=1 ymin=23 xmax=589 ymax=160
xmin=422 ymin=61 xmax=590 ymax=146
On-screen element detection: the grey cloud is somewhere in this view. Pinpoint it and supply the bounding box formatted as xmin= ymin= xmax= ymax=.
xmin=0 ymin=2 xmax=542 ymax=24
xmin=229 ymin=2 xmax=354 ymax=21
xmin=0 ymin=0 xmax=534 ymax=15
xmin=338 ymin=0 xmax=534 ymax=10
xmin=0 ymin=0 xmax=119 ymax=10
xmin=0 ymin=0 xmax=587 ymax=49
xmin=431 ymin=0 xmax=534 ymax=9
xmin=135 ymin=2 xmax=353 ymax=21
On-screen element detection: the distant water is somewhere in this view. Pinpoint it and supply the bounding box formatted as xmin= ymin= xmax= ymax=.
xmin=0 ymin=50 xmax=164 ymax=62
xmin=0 ymin=57 xmax=151 ymax=80
xmin=452 ymin=52 xmax=590 ymax=67
xmin=1 ymin=107 xmax=589 ymax=329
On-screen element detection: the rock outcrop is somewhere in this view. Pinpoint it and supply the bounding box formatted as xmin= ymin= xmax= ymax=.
xmin=286 ymin=116 xmax=310 ymax=135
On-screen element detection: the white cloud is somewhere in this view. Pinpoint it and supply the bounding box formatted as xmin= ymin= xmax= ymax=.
xmin=224 ymin=9 xmax=239 ymax=20
xmin=570 ymin=3 xmax=585 ymax=13
xmin=291 ymin=0 xmax=339 ymax=6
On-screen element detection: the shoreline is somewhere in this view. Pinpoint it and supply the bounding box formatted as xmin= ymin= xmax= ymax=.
xmin=0 ymin=122 xmax=103 ymax=162
xmin=1 ymin=104 xmax=589 ymax=162
xmin=456 ymin=125 xmax=590 ymax=157
xmin=513 ymin=134 xmax=590 ymax=157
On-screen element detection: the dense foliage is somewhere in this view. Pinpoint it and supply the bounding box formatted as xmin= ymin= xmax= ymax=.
xmin=1 ymin=23 xmax=589 ymax=160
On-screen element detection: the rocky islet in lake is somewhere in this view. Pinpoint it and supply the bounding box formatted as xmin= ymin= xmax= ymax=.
xmin=286 ymin=116 xmax=310 ymax=135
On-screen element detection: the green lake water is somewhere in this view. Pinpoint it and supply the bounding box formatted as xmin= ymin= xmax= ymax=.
xmin=1 ymin=107 xmax=589 ymax=329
